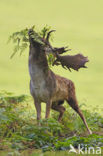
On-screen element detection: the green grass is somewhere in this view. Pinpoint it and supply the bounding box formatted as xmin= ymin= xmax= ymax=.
xmin=0 ymin=0 xmax=103 ymax=112
xmin=0 ymin=93 xmax=103 ymax=155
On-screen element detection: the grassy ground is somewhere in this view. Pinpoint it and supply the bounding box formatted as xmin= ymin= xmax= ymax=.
xmin=0 ymin=0 xmax=103 ymax=112
xmin=0 ymin=93 xmax=103 ymax=155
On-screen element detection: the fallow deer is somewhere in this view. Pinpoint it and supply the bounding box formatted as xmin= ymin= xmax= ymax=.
xmin=28 ymin=29 xmax=92 ymax=134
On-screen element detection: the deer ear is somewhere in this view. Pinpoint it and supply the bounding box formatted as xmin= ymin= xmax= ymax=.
xmin=53 ymin=53 xmax=89 ymax=71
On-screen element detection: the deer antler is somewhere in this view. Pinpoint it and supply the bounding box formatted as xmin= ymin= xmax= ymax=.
xmin=46 ymin=30 xmax=56 ymax=43
xmin=53 ymin=53 xmax=89 ymax=71
xmin=28 ymin=29 xmax=89 ymax=71
xmin=43 ymin=32 xmax=89 ymax=71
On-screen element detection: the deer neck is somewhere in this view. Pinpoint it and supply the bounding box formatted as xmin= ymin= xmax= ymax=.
xmin=29 ymin=44 xmax=49 ymax=80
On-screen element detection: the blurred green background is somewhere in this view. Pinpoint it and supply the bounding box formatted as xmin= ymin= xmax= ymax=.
xmin=0 ymin=0 xmax=103 ymax=111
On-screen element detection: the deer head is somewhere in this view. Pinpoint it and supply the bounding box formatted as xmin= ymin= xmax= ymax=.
xmin=28 ymin=29 xmax=46 ymax=59
xmin=28 ymin=29 xmax=89 ymax=71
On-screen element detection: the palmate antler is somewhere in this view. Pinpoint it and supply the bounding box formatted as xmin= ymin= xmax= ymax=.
xmin=53 ymin=53 xmax=89 ymax=71
xmin=43 ymin=30 xmax=89 ymax=71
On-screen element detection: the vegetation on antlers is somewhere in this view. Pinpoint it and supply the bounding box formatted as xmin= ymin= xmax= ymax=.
xmin=9 ymin=25 xmax=89 ymax=71
xmin=8 ymin=25 xmax=52 ymax=58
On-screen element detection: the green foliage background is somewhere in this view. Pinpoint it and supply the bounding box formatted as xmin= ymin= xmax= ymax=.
xmin=0 ymin=92 xmax=103 ymax=155
xmin=0 ymin=0 xmax=103 ymax=112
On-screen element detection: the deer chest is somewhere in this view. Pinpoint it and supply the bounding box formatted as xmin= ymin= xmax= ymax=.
xmin=29 ymin=65 xmax=50 ymax=102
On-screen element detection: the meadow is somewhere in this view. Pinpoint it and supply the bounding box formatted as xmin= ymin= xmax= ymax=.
xmin=0 ymin=0 xmax=103 ymax=155
xmin=0 ymin=0 xmax=103 ymax=112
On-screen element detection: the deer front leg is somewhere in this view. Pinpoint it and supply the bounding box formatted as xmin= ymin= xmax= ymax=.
xmin=45 ymin=100 xmax=52 ymax=119
xmin=33 ymin=99 xmax=41 ymax=120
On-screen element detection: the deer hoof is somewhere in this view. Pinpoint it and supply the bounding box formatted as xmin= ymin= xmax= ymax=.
xmin=88 ymin=130 xmax=92 ymax=135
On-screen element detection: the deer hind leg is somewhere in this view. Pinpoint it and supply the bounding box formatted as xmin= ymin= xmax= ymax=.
xmin=67 ymin=82 xmax=92 ymax=134
xmin=67 ymin=98 xmax=92 ymax=134
xmin=52 ymin=101 xmax=65 ymax=122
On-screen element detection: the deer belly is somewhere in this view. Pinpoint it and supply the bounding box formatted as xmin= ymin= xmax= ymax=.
xmin=52 ymin=79 xmax=69 ymax=101
xmin=52 ymin=88 xmax=68 ymax=101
